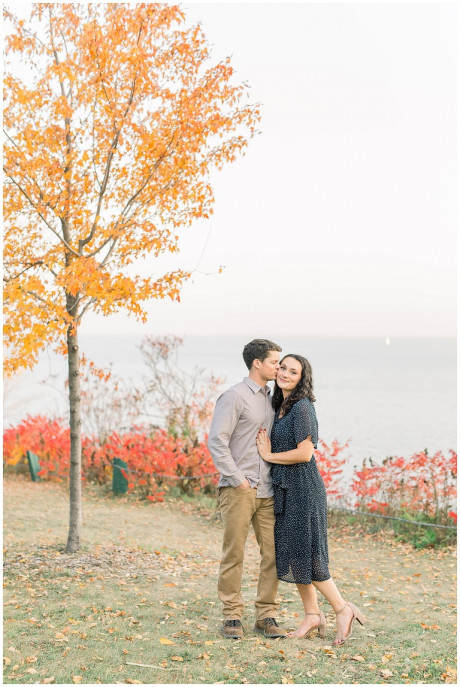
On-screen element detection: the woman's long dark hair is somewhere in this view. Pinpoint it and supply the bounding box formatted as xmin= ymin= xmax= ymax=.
xmin=272 ymin=354 xmax=316 ymax=415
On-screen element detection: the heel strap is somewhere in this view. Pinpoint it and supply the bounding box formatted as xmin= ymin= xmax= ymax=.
xmin=305 ymin=611 xmax=322 ymax=616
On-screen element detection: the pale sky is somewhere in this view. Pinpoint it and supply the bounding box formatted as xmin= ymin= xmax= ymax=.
xmin=12 ymin=2 xmax=458 ymax=338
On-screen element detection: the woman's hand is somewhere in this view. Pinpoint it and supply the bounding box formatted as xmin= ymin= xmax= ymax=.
xmin=256 ymin=429 xmax=273 ymax=462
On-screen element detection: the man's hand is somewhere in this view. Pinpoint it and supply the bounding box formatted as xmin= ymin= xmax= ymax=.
xmin=256 ymin=428 xmax=272 ymax=462
xmin=237 ymin=478 xmax=251 ymax=490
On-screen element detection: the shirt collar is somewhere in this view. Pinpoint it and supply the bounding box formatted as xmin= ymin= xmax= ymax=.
xmin=243 ymin=376 xmax=271 ymax=396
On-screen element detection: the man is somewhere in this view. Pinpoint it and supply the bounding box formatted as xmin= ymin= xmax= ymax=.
xmin=208 ymin=339 xmax=287 ymax=639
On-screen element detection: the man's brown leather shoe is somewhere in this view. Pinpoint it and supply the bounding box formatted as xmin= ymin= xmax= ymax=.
xmin=254 ymin=617 xmax=287 ymax=638
xmin=221 ymin=619 xmax=244 ymax=639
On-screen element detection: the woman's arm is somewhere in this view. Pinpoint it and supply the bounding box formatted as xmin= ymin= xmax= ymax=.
xmin=256 ymin=429 xmax=314 ymax=465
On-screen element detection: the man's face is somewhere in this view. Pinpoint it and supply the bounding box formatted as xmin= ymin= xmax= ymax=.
xmin=254 ymin=351 xmax=281 ymax=382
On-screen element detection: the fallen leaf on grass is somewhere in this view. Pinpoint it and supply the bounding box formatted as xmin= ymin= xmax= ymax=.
xmin=351 ymin=655 xmax=366 ymax=662
xmin=55 ymin=632 xmax=69 ymax=642
xmin=441 ymin=667 xmax=457 ymax=684
xmin=170 ymin=656 xmax=183 ymax=662
xmin=163 ymin=583 xmax=176 ymax=587
xmin=42 ymin=678 xmax=55 ymax=684
xmin=381 ymin=669 xmax=393 ymax=678
xmin=159 ymin=637 xmax=175 ymax=645
xmin=72 ymin=677 xmax=82 ymax=684
xmin=3 ymin=657 xmax=11 ymax=666
xmin=125 ymin=680 xmax=143 ymax=684
xmin=26 ymin=668 xmax=37 ymax=674
xmin=322 ymin=647 xmax=337 ymax=657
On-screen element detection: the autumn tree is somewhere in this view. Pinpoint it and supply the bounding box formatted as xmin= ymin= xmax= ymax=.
xmin=3 ymin=3 xmax=260 ymax=552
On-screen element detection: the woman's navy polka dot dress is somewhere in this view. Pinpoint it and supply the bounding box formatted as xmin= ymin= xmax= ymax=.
xmin=270 ymin=397 xmax=331 ymax=585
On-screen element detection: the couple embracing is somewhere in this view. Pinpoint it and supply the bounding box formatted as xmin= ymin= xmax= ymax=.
xmin=208 ymin=339 xmax=366 ymax=645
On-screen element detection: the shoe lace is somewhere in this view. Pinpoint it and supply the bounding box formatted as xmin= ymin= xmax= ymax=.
xmin=226 ymin=619 xmax=241 ymax=627
xmin=264 ymin=617 xmax=279 ymax=627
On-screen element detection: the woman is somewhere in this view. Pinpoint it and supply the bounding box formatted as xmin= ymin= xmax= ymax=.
xmin=256 ymin=354 xmax=366 ymax=645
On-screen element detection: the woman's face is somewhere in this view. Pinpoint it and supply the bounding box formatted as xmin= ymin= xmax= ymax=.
xmin=277 ymin=356 xmax=302 ymax=395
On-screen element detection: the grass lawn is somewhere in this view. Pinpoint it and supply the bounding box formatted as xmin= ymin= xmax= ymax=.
xmin=3 ymin=476 xmax=457 ymax=685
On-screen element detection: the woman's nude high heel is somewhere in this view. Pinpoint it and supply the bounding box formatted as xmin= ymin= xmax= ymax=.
xmin=333 ymin=602 xmax=367 ymax=646
xmin=288 ymin=610 xmax=327 ymax=639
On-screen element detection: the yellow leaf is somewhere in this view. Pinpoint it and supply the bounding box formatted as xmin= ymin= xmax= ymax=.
xmin=351 ymin=655 xmax=366 ymax=662
xmin=159 ymin=637 xmax=175 ymax=645
xmin=171 ymin=656 xmax=183 ymax=661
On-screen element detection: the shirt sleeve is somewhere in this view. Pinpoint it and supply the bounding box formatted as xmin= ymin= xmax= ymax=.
xmin=207 ymin=389 xmax=247 ymax=486
xmin=292 ymin=399 xmax=318 ymax=449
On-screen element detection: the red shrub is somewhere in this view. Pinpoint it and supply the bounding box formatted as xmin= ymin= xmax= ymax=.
xmin=351 ymin=450 xmax=457 ymax=524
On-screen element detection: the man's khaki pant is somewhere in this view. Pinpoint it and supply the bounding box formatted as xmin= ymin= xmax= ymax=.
xmin=217 ymin=486 xmax=279 ymax=621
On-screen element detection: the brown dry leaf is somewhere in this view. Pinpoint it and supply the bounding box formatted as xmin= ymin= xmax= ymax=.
xmin=323 ymin=648 xmax=337 ymax=657
xmin=26 ymin=656 xmax=38 ymax=663
xmin=159 ymin=637 xmax=175 ymax=645
xmin=125 ymin=680 xmax=143 ymax=684
xmin=55 ymin=632 xmax=69 ymax=643
xmin=381 ymin=653 xmax=393 ymax=663
xmin=163 ymin=582 xmax=176 ymax=587
xmin=26 ymin=668 xmax=37 ymax=674
xmin=3 ymin=657 xmax=11 ymax=666
xmin=170 ymin=656 xmax=183 ymax=662
xmin=204 ymin=641 xmax=214 ymax=645
xmin=381 ymin=669 xmax=393 ymax=678
xmin=42 ymin=679 xmax=55 ymax=684
xmin=351 ymin=655 xmax=366 ymax=662
xmin=72 ymin=677 xmax=82 ymax=684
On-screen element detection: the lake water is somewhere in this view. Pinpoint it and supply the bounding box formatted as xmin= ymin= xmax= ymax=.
xmin=4 ymin=336 xmax=456 ymax=471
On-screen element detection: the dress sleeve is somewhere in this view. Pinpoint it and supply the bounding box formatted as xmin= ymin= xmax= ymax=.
xmin=292 ymin=399 xmax=318 ymax=449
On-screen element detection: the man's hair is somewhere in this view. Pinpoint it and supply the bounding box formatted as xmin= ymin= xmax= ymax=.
xmin=242 ymin=339 xmax=282 ymax=370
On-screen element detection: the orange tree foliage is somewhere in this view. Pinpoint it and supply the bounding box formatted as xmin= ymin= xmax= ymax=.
xmin=3 ymin=3 xmax=260 ymax=372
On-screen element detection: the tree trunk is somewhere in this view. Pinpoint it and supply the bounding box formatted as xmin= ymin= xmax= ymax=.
xmin=66 ymin=323 xmax=82 ymax=553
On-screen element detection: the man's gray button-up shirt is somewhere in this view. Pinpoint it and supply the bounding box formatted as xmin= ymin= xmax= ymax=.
xmin=207 ymin=376 xmax=275 ymax=498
